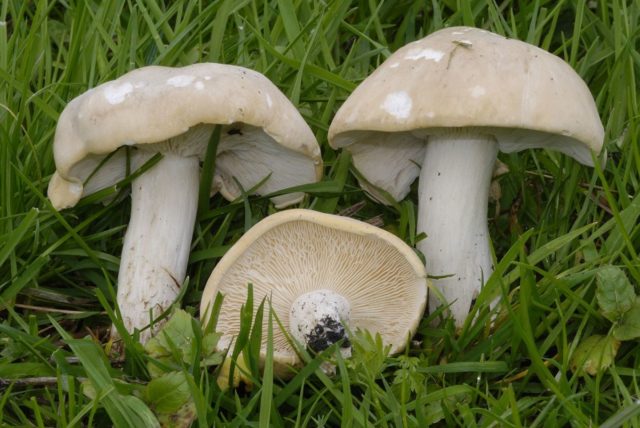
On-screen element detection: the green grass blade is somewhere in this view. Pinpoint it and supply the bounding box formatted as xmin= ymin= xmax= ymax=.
xmin=0 ymin=207 xmax=38 ymax=268
xmin=198 ymin=125 xmax=221 ymax=219
xmin=258 ymin=304 xmax=274 ymax=428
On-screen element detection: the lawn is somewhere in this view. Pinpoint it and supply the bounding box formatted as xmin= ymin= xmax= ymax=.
xmin=1 ymin=0 xmax=640 ymax=426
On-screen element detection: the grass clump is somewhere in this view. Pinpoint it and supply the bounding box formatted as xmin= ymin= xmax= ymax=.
xmin=2 ymin=0 xmax=640 ymax=426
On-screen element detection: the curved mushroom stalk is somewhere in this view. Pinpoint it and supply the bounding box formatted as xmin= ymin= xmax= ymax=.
xmin=115 ymin=153 xmax=199 ymax=342
xmin=417 ymin=134 xmax=497 ymax=324
xmin=290 ymin=289 xmax=352 ymax=357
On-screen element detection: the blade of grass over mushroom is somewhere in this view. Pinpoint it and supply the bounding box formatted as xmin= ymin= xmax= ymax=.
xmin=398 ymin=200 xmax=419 ymax=246
xmin=191 ymin=210 xmax=238 ymax=264
xmin=258 ymin=304 xmax=274 ymax=428
xmin=188 ymin=245 xmax=231 ymax=264
xmin=197 ymin=125 xmax=221 ymax=219
xmin=232 ymin=177 xmax=258 ymax=233
xmin=224 ymin=283 xmax=255 ymax=390
xmin=312 ymin=151 xmax=351 ymax=214
xmin=202 ymin=292 xmax=224 ymax=335
xmin=197 ymin=199 xmax=244 ymax=221
xmin=193 ymin=202 xmax=236 ymax=243
xmin=263 ymin=179 xmax=345 ymax=199
xmin=83 ymin=148 xmax=125 ymax=189
xmin=247 ymin=297 xmax=266 ymax=379
xmin=75 ymin=152 xmax=165 ymax=208
xmin=349 ymin=166 xmax=402 ymax=211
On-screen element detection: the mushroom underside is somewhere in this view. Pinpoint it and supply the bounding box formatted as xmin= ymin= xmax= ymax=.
xmin=58 ymin=123 xmax=318 ymax=209
xmin=340 ymin=127 xmax=595 ymax=326
xmin=336 ymin=126 xmax=596 ymax=204
xmin=207 ymin=218 xmax=427 ymax=365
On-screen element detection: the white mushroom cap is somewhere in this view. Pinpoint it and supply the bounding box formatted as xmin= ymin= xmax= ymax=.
xmin=328 ymin=26 xmax=604 ymax=203
xmin=200 ymin=209 xmax=427 ymax=377
xmin=48 ymin=63 xmax=322 ymax=209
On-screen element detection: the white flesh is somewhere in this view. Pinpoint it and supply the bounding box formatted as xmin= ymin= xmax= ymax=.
xmin=417 ymin=135 xmax=497 ymax=326
xmin=115 ymin=153 xmax=199 ymax=342
xmin=289 ymin=289 xmax=351 ymax=352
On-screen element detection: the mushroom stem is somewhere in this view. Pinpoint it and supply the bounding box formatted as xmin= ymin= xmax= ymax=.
xmin=289 ymin=289 xmax=351 ymax=355
xmin=417 ymin=134 xmax=498 ymax=326
xmin=114 ymin=153 xmax=200 ymax=343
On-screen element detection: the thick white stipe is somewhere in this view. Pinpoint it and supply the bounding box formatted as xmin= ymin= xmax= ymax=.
xmin=115 ymin=153 xmax=199 ymax=342
xmin=417 ymin=134 xmax=497 ymax=325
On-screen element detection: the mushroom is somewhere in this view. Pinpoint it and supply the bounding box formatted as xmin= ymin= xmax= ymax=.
xmin=199 ymin=209 xmax=427 ymax=377
xmin=48 ymin=64 xmax=322 ymax=342
xmin=328 ymin=27 xmax=604 ymax=326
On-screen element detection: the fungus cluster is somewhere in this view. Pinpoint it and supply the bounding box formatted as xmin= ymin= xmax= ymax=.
xmin=48 ymin=27 xmax=604 ymax=368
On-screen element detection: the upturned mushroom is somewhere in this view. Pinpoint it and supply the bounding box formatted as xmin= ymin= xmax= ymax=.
xmin=328 ymin=27 xmax=604 ymax=326
xmin=48 ymin=64 xmax=322 ymax=342
xmin=200 ymin=209 xmax=427 ymax=377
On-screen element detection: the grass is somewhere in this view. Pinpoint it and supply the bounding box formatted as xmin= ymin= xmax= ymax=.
xmin=1 ymin=0 xmax=640 ymax=426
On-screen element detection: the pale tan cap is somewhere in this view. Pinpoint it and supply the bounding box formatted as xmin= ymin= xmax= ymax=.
xmin=328 ymin=26 xmax=604 ymax=203
xmin=200 ymin=209 xmax=427 ymax=377
xmin=48 ymin=63 xmax=322 ymax=209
